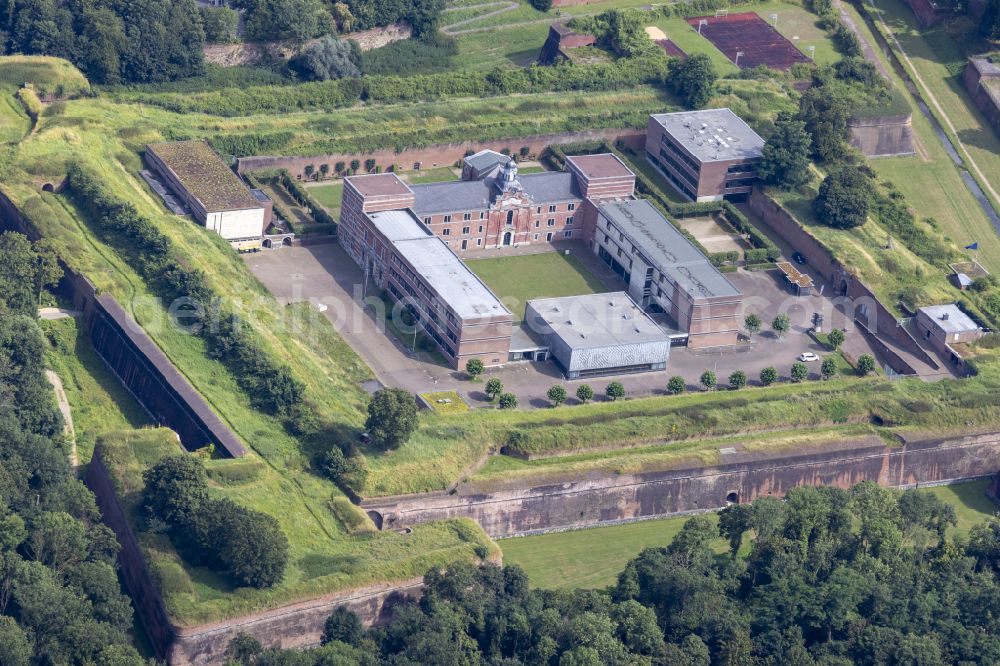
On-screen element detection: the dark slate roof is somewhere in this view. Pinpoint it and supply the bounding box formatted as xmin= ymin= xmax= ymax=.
xmin=411 ymin=172 xmax=581 ymax=215
xmin=464 ymin=149 xmax=507 ymax=174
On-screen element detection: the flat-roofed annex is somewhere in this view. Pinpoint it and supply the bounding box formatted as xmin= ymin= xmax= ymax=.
xmin=347 ymin=172 xmax=413 ymax=198
xmin=146 ymin=140 xmax=261 ymax=213
xmin=526 ymin=292 xmax=668 ymax=350
xmin=368 ymin=210 xmax=510 ymax=320
xmin=565 ymin=153 xmax=634 ymax=180
xmin=650 ymin=108 xmax=765 ymax=163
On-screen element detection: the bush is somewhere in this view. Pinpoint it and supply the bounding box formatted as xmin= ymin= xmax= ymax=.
xmin=201 ymin=6 xmax=239 ymax=43
xmin=498 ymin=393 xmax=518 ymax=409
xmin=486 ymin=378 xmax=504 ymax=400
xmin=760 ymin=367 xmax=778 ymax=386
xmin=857 ymin=354 xmax=877 ymax=375
xmin=606 ymin=381 xmax=625 ymax=401
xmin=465 ymin=358 xmax=484 ymax=379
xmin=547 ymin=385 xmax=567 ymax=407
xmin=667 ymin=376 xmax=685 ymax=395
xmin=700 ymin=370 xmax=717 ymax=391
xmin=728 ymin=370 xmax=747 ymax=390
xmin=666 ymin=53 xmax=718 ymax=109
xmin=322 ymin=607 xmax=363 ymax=646
xmin=790 ymin=362 xmax=809 ymax=382
xmin=292 ymin=36 xmax=361 ymax=81
xmin=530 ymin=0 xmax=553 ymax=9
xmin=576 ymin=384 xmax=594 ymax=403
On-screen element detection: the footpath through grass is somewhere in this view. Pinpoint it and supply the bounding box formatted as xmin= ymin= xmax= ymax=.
xmin=502 ymin=480 xmax=999 ymax=589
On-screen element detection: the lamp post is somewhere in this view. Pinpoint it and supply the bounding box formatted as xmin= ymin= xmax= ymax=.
xmin=698 ymin=18 xmax=708 ymax=34
xmin=734 ymin=50 xmax=745 ymax=67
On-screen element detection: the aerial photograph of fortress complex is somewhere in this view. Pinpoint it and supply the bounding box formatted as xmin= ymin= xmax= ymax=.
xmin=2 ymin=0 xmax=1000 ymax=663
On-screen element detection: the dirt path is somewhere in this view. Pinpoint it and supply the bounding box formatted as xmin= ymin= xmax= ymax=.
xmin=46 ymin=370 xmax=78 ymax=467
xmin=441 ymin=1 xmax=520 ymax=35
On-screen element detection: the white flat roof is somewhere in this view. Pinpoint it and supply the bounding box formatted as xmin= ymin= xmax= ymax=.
xmin=527 ymin=292 xmax=669 ymax=350
xmin=651 ymin=108 xmax=765 ymax=162
xmin=369 ymin=209 xmax=509 ymax=320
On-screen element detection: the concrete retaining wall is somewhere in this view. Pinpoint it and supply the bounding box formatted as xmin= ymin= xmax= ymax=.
xmin=363 ymin=432 xmax=1000 ymax=537
xmin=236 ymin=129 xmax=646 ymax=180
xmin=847 ymin=113 xmax=915 ymax=157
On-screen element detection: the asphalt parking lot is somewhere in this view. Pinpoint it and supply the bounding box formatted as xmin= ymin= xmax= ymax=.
xmin=245 ymin=243 xmax=883 ymax=409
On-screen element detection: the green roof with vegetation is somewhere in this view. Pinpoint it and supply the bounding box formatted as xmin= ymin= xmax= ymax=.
xmin=147 ymin=140 xmax=261 ymax=213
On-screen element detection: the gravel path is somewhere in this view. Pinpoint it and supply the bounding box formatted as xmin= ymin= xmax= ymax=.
xmin=46 ymin=370 xmax=78 ymax=467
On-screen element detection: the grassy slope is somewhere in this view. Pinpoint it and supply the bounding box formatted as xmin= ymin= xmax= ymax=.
xmin=847 ymin=0 xmax=1000 ymax=273
xmin=0 ymin=55 xmax=91 ymax=95
xmin=4 ymin=85 xmax=500 ymax=625
xmin=502 ymin=479 xmax=999 ymax=589
xmin=466 ymin=252 xmax=607 ymax=322
xmin=0 ymin=92 xmax=29 ymax=143
xmin=39 ymin=317 xmax=151 ymax=464
xmin=867 ymin=0 xmax=1000 ymax=215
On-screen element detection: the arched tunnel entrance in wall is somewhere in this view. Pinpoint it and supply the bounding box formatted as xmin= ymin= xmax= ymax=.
xmin=726 ymin=491 xmax=740 ymax=504
xmin=367 ymin=510 xmax=384 ymax=530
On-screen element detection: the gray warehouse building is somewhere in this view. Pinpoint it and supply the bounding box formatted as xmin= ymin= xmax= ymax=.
xmin=524 ymin=292 xmax=670 ymax=379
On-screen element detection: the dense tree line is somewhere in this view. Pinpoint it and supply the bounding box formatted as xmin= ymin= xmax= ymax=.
xmin=63 ymin=163 xmax=305 ymax=417
xmin=224 ymin=482 xmax=1000 ymax=665
xmin=0 ymin=0 xmax=205 ymax=85
xmin=0 ymin=235 xmax=148 ymax=664
xmin=142 ymin=456 xmax=288 ymax=588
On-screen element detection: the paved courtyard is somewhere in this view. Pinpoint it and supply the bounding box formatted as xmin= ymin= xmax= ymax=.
xmin=245 ymin=241 xmax=885 ymax=409
xmin=676 ymin=215 xmax=749 ymax=255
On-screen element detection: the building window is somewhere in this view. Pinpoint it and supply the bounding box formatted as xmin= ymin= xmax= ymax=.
xmin=506 ymin=210 xmax=514 ymax=224
xmin=536 ymin=206 xmax=542 ymax=213
xmin=423 ymin=217 xmax=431 ymax=224
xmin=547 ymin=218 xmax=555 ymax=226
xmin=477 ymin=238 xmax=482 ymax=246
xmin=463 ymin=213 xmax=471 ymax=221
xmin=568 ymin=203 xmax=575 ymax=211
xmin=534 ymin=220 xmax=540 ymax=228
xmin=480 ymin=212 xmax=485 ymax=219
xmin=442 ymin=228 xmax=451 ymax=236
xmin=564 ymin=230 xmax=572 ymax=238
xmin=534 ymin=233 xmax=539 ymax=240
xmin=566 ymin=216 xmax=574 ymax=225
xmin=546 ymin=232 xmax=553 ymax=241
xmin=548 ymin=205 xmax=556 ymax=213
xmin=462 ymin=227 xmax=470 ymax=235
xmin=461 ymin=239 xmax=468 ymax=250
xmin=444 ymin=214 xmax=452 ymax=223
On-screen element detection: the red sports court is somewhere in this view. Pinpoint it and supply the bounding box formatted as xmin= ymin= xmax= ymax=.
xmin=686 ymin=12 xmax=812 ymax=71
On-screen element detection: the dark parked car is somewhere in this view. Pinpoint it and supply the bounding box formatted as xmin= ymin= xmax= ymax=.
xmin=793 ymin=252 xmax=807 ymax=265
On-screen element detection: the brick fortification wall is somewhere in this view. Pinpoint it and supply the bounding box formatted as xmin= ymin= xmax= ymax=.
xmin=236 ymin=129 xmax=646 ymax=180
xmin=0 ymin=190 xmax=246 ymax=457
xmin=363 ymin=432 xmax=1000 ymax=537
xmin=847 ymin=113 xmax=915 ymax=157
xmin=747 ymin=189 xmax=937 ymax=372
xmin=964 ymin=59 xmax=1000 ymax=137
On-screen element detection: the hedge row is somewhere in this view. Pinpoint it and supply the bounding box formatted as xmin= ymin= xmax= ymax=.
xmin=65 ymin=163 xmax=304 ymax=416
xmin=109 ymin=57 xmax=669 ymax=117
xmin=245 ymin=169 xmax=337 ymax=232
xmin=277 ymin=170 xmax=337 ymax=227
xmin=243 ymin=170 xmax=297 ymax=230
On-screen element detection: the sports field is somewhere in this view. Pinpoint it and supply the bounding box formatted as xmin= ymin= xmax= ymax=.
xmin=466 ymin=251 xmax=607 ymax=322
xmin=687 ymin=12 xmax=812 ymax=70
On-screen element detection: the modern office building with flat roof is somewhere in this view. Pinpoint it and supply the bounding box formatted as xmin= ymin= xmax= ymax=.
xmin=525 ymin=292 xmax=670 ymax=378
xmin=594 ymin=199 xmax=743 ymax=348
xmin=348 ymin=206 xmax=513 ymax=369
xmin=645 ymin=108 xmax=765 ymax=202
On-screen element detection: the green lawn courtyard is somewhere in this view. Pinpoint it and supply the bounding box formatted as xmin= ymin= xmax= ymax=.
xmin=466 ymin=251 xmax=607 ymax=322
xmin=502 ymin=480 xmax=998 ymax=590
xmin=307 ymin=182 xmax=343 ymax=215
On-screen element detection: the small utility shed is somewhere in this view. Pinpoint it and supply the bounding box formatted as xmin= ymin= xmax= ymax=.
xmin=146 ymin=140 xmax=268 ymax=244
xmin=525 ymin=292 xmax=670 ymax=379
xmin=915 ymin=304 xmax=983 ymax=351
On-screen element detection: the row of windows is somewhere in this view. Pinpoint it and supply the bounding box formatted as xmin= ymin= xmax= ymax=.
xmin=423 ymin=202 xmax=577 ymax=226
xmin=648 ymin=152 xmax=697 ymax=200
xmin=437 ymin=216 xmax=574 ymax=236
xmin=658 ymin=148 xmax=699 ymax=190
xmin=726 ymin=162 xmax=756 ymax=174
xmin=659 ymin=133 xmax=701 ymax=173
xmin=724 ymin=177 xmax=756 ymax=189
xmin=444 ymin=230 xmax=573 ymax=249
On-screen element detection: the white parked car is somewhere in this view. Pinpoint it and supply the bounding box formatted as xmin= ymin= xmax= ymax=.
xmin=798 ymin=352 xmax=820 ymax=362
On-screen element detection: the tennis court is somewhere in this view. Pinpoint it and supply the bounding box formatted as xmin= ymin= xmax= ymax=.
xmin=686 ymin=12 xmax=812 ymax=70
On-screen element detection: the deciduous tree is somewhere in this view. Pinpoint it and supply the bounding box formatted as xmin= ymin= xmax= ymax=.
xmin=365 ymin=388 xmax=418 ymax=450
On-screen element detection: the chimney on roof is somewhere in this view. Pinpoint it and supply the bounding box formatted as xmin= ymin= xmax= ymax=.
xmin=941 ymin=313 xmax=950 ymax=320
